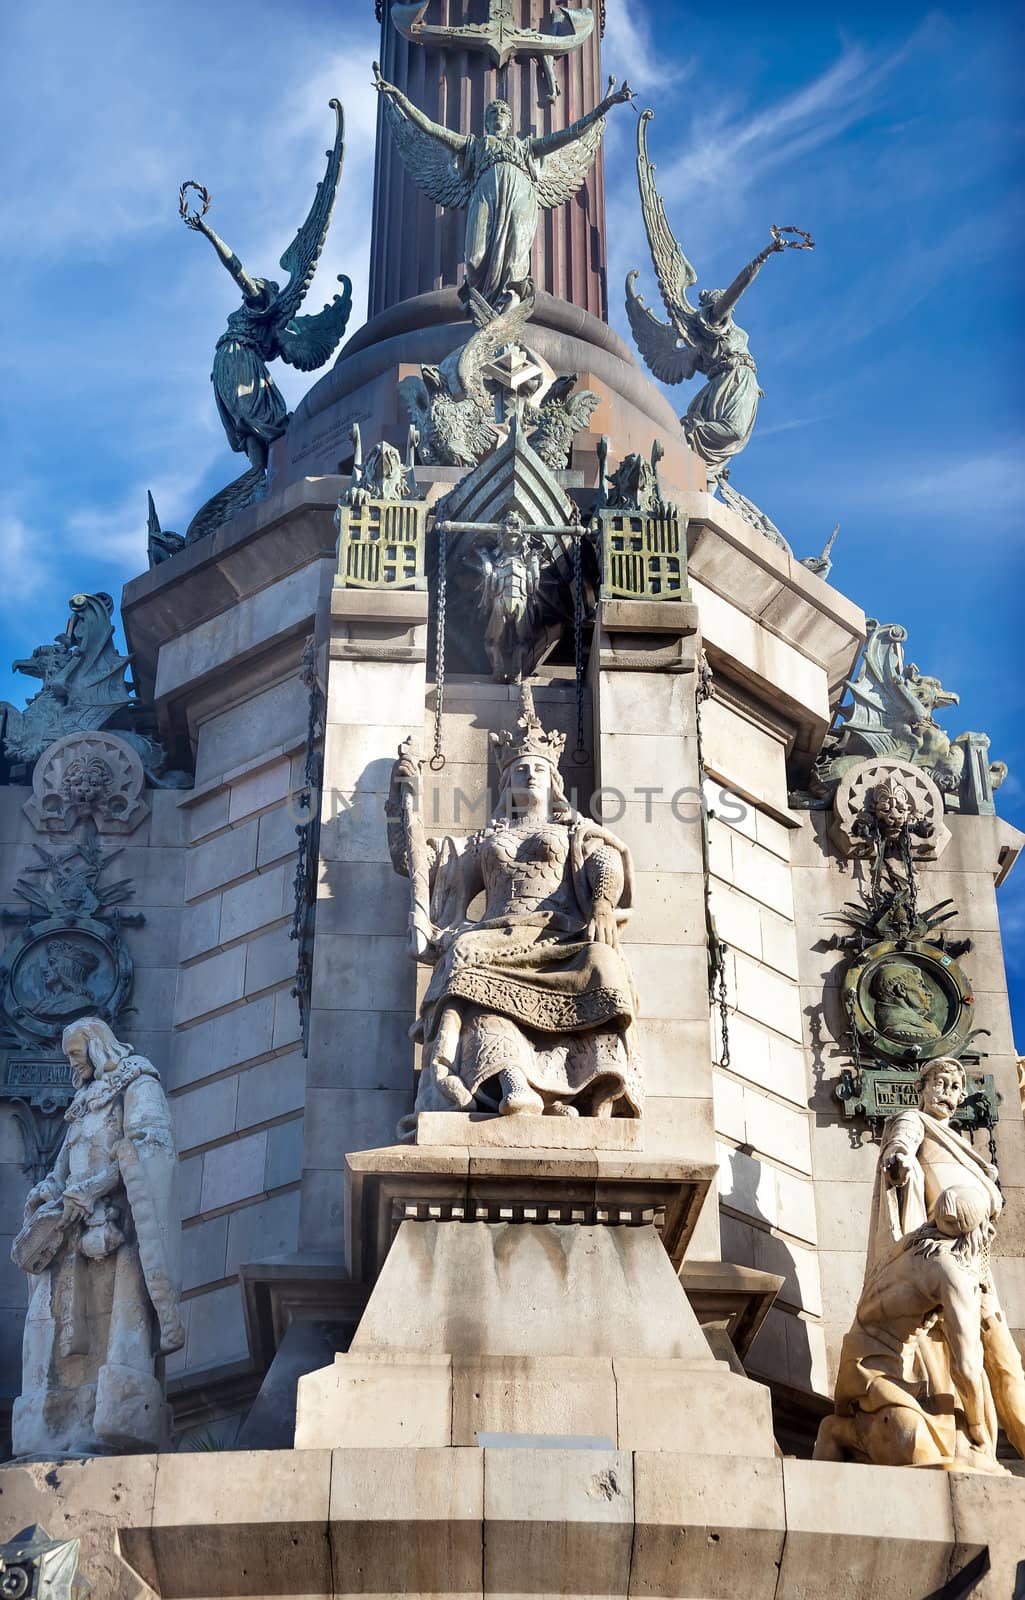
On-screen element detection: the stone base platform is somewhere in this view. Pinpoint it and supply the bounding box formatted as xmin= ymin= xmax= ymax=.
xmin=294 ymin=1348 xmax=776 ymax=1458
xmin=415 ymin=1111 xmax=643 ymax=1150
xmin=0 ymin=1447 xmax=1019 ymax=1599
xmin=308 ymin=1146 xmax=781 ymax=1466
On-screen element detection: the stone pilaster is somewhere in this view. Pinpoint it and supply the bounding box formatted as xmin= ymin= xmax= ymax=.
xmin=592 ymin=600 xmax=717 ymax=1210
xmin=299 ymin=586 xmax=430 ymax=1251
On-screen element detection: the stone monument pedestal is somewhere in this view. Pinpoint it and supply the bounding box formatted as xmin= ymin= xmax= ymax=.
xmin=294 ymin=1145 xmax=779 ymax=1459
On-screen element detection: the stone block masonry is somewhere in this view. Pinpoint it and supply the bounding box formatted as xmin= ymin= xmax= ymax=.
xmin=0 ymin=1446 xmax=1018 ymax=1598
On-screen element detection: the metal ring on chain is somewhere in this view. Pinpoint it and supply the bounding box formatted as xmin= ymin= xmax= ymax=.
xmin=429 ymin=754 xmax=446 ymax=772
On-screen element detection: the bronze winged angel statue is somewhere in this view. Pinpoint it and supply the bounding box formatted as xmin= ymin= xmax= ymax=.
xmin=181 ymin=100 xmax=353 ymax=537
xmin=626 ymin=109 xmax=812 ymax=486
xmin=374 ymin=63 xmax=634 ymax=311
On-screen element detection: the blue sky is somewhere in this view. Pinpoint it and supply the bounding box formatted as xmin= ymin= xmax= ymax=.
xmin=3 ymin=0 xmax=1023 ymax=1033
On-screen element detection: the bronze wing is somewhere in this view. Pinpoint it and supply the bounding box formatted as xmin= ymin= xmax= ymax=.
xmin=535 ymin=117 xmax=605 ymax=209
xmin=382 ymin=94 xmax=475 ymax=210
xmin=276 ymin=278 xmax=354 ymax=372
xmin=456 ymin=289 xmax=537 ymax=411
xmin=273 ymin=98 xmax=348 ymax=328
xmin=625 ymin=109 xmax=703 ymax=385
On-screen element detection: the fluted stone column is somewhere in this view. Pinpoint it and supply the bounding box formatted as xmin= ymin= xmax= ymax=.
xmin=369 ymin=0 xmax=610 ymax=318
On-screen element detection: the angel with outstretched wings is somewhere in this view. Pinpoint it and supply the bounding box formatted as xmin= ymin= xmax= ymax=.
xmin=626 ymin=109 xmax=811 ymax=483
xmin=374 ymin=64 xmax=633 ymax=311
xmin=183 ymin=100 xmax=353 ymax=470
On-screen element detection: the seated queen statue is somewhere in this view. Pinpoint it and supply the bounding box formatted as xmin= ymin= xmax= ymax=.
xmin=387 ymin=689 xmax=642 ymax=1128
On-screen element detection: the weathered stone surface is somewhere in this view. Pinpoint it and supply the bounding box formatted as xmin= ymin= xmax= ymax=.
xmin=330 ymin=1446 xmax=484 ymax=1598
xmin=702 ymin=697 xmax=790 ymax=815
xmin=11 ymin=1022 xmax=183 ymax=1459
xmin=145 ymin=1448 xmax=332 ymax=1595
xmin=193 ymin=674 xmax=309 ymax=787
xmin=948 ymin=1469 xmax=1025 ymax=1600
xmin=815 ymin=1059 xmax=1024 ymax=1473
xmin=348 ymin=1220 xmax=714 ymax=1362
xmin=452 ymin=1355 xmax=618 ymax=1447
xmin=485 ymin=1446 xmax=634 ymax=1600
xmin=632 ymin=1452 xmax=785 ymax=1600
xmin=777 ymin=1458 xmax=958 ymax=1599
xmin=295 ymin=1352 xmax=454 ymax=1449
xmin=386 ymin=694 xmax=645 ymax=1133
xmin=614 ymin=1358 xmax=775 ymax=1456
xmin=0 ymin=1454 xmax=159 ymax=1600
xmin=23 ymin=729 xmax=151 ymax=836
xmin=166 ymin=995 xmax=276 ymax=1092
xmin=415 ymin=1113 xmax=642 ymax=1151
xmin=198 ymin=1129 xmax=268 ymax=1212
xmin=4 ymin=1447 xmax=1023 ymax=1597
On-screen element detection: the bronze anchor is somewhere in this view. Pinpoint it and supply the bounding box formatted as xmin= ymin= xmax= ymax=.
xmin=390 ymin=1 xmax=595 ymax=100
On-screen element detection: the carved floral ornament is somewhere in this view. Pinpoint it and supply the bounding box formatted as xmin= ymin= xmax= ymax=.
xmin=23 ymin=731 xmax=149 ymax=836
xmin=830 ymin=757 xmax=950 ymax=863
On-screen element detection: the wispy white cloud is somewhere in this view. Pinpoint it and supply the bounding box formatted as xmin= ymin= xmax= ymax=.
xmin=845 ymin=444 xmax=1025 ymax=529
xmin=754 ymin=414 xmax=833 ymax=440
xmin=897 ymin=446 xmax=1025 ymax=515
xmin=0 ymin=508 xmax=52 ymax=613
xmin=65 ymin=458 xmax=226 ymax=568
xmin=603 ymin=0 xmax=685 ymax=93
xmin=0 ymin=3 xmax=384 ymax=712
xmin=604 ymin=16 xmax=946 ymax=352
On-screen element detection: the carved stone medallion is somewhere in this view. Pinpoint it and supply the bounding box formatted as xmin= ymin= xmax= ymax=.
xmin=842 ymin=938 xmax=977 ymax=1067
xmin=23 ymin=731 xmax=149 ymax=835
xmin=0 ymin=916 xmax=133 ymax=1047
xmin=830 ymin=757 xmax=950 ymax=861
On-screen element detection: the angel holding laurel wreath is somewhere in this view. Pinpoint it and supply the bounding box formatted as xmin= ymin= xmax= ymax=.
xmin=626 ymin=108 xmax=813 ymax=484
xmin=374 ymin=63 xmax=634 ymax=311
xmin=180 ymin=100 xmax=353 ymax=474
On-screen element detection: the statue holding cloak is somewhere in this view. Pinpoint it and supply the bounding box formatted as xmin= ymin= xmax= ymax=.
xmin=11 ymin=1018 xmax=184 ymax=1457
xmin=815 ymin=1058 xmax=1025 ymax=1472
xmin=387 ymin=689 xmax=642 ymax=1128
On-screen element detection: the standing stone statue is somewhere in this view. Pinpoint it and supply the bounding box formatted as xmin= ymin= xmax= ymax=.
xmin=386 ymin=689 xmax=642 ymax=1127
xmin=815 ymin=1058 xmax=1025 ymax=1473
xmin=374 ymin=63 xmax=634 ymax=310
xmin=626 ymin=109 xmax=812 ymax=486
xmin=11 ymin=1018 xmax=184 ymax=1457
xmin=181 ymin=100 xmax=353 ymax=539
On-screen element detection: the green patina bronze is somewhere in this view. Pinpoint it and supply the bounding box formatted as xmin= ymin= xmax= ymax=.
xmin=594 ymin=438 xmax=691 ymax=603
xmin=182 ymin=100 xmax=353 ymax=539
xmin=374 ymin=64 xmax=633 ymax=311
xmin=390 ymin=0 xmax=595 ymax=101
xmin=627 ymin=109 xmax=812 ymax=488
xmin=335 ymin=426 xmax=427 ymax=591
xmin=810 ymin=620 xmax=1008 ymax=812
xmin=837 ymin=1064 xmax=1000 ymax=1135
